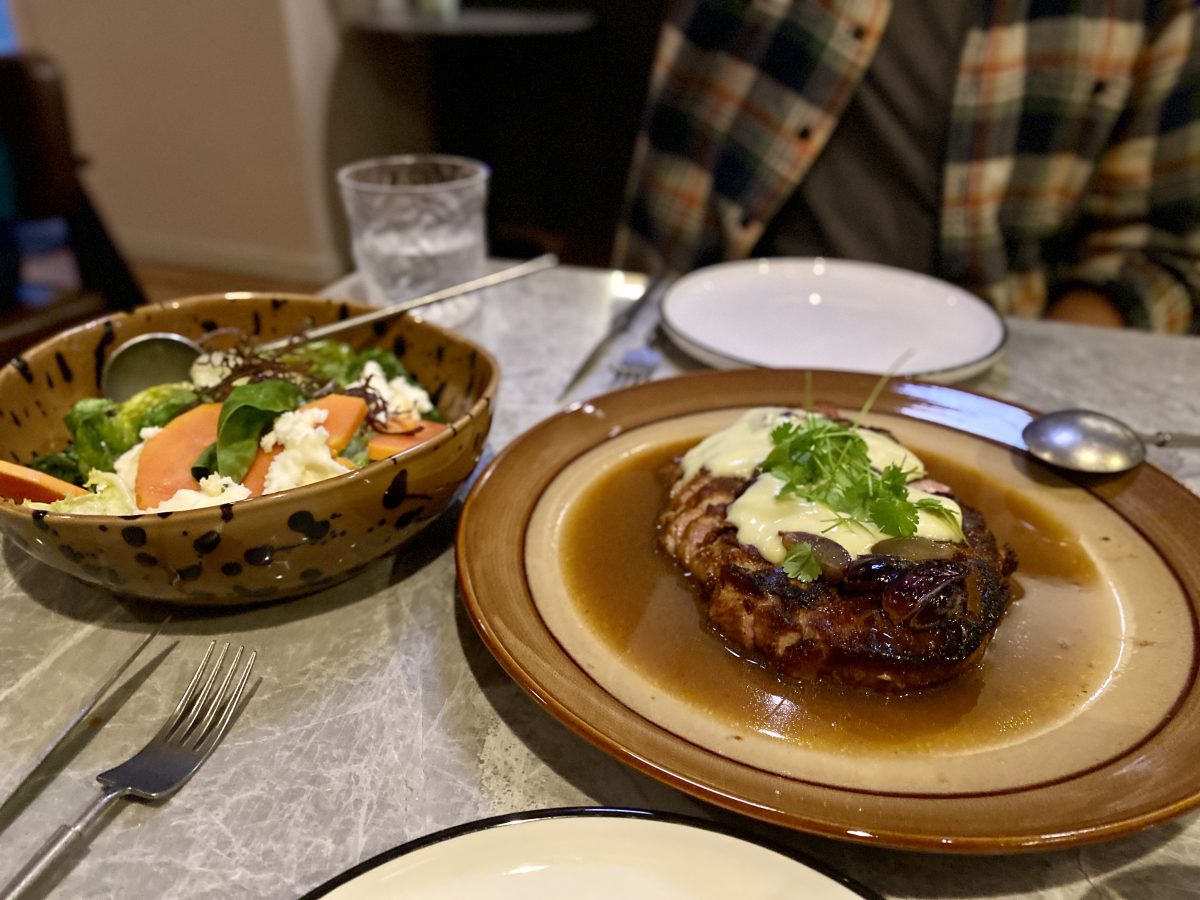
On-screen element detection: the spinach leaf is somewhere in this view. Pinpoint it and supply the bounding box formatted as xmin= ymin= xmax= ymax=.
xmin=27 ymin=450 xmax=85 ymax=486
xmin=192 ymin=442 xmax=218 ymax=482
xmin=215 ymin=380 xmax=304 ymax=482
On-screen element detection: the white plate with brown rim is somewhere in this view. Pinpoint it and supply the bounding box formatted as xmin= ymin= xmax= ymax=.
xmin=456 ymin=369 xmax=1200 ymax=852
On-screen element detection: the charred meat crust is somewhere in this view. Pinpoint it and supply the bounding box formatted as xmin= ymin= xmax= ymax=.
xmin=657 ymin=460 xmax=1018 ymax=692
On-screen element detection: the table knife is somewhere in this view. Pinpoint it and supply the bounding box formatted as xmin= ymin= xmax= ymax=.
xmin=0 ymin=627 xmax=161 ymax=813
xmin=558 ymin=274 xmax=672 ymax=401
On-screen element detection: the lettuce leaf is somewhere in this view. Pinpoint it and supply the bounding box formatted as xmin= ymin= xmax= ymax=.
xmin=279 ymin=340 xmax=410 ymax=388
xmin=45 ymin=383 xmax=197 ymax=478
xmin=28 ymin=470 xmax=138 ymax=515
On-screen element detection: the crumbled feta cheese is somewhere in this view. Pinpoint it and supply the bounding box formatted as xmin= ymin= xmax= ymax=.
xmin=113 ymin=441 xmax=145 ymax=495
xmin=349 ymin=361 xmax=433 ymax=422
xmin=189 ymin=351 xmax=239 ymax=389
xmin=259 ymin=406 xmax=350 ymax=494
xmin=150 ymin=474 xmax=252 ymax=513
xmin=260 ymin=406 xmax=328 ymax=452
xmin=112 ymin=427 xmax=162 ymax=499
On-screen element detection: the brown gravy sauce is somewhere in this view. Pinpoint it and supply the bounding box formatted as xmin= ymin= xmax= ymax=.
xmin=560 ymin=439 xmax=1113 ymax=754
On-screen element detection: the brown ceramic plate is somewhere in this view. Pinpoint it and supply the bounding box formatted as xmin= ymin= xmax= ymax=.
xmin=456 ymin=370 xmax=1200 ymax=852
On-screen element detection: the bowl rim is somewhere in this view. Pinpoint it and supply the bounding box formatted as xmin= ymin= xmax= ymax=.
xmin=0 ymin=291 xmax=499 ymax=524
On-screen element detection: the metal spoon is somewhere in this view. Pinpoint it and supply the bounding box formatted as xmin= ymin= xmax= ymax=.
xmin=1022 ymin=408 xmax=1200 ymax=474
xmin=101 ymin=254 xmax=558 ymax=401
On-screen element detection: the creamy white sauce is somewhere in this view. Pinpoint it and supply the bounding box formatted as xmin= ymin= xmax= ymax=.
xmin=682 ymin=407 xmax=961 ymax=561
xmin=729 ymin=472 xmax=962 ymax=562
xmin=679 ymin=407 xmax=786 ymax=482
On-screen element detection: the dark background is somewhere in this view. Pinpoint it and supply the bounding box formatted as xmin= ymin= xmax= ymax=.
xmin=421 ymin=0 xmax=668 ymax=266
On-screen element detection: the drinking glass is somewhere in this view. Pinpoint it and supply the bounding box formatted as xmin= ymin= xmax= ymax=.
xmin=338 ymin=154 xmax=490 ymax=327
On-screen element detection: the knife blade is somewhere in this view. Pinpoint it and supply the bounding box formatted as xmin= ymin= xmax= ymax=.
xmin=557 ymin=274 xmax=671 ymax=401
xmin=0 ymin=626 xmax=162 ymax=812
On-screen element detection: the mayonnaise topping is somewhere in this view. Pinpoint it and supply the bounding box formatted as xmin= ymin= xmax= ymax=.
xmin=679 ymin=407 xmax=790 ymax=482
xmin=682 ymin=407 xmax=960 ymax=561
xmin=728 ymin=472 xmax=962 ymax=563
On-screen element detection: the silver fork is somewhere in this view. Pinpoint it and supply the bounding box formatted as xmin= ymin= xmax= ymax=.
xmin=1 ymin=642 xmax=256 ymax=899
xmin=612 ymin=344 xmax=663 ymax=387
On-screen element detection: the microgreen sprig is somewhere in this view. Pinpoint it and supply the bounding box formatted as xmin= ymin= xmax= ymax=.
xmin=763 ymin=412 xmax=962 ymax=553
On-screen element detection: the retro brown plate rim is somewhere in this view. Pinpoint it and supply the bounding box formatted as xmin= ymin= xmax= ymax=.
xmin=455 ymin=369 xmax=1200 ymax=852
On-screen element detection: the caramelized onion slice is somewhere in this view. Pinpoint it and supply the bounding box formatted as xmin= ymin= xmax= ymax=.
xmin=780 ymin=531 xmax=851 ymax=582
xmin=882 ymin=561 xmax=967 ymax=623
xmin=871 ymin=536 xmax=957 ymax=561
xmin=842 ymin=555 xmax=913 ymax=593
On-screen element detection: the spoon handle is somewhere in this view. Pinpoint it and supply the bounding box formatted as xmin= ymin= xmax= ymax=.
xmin=1143 ymin=431 xmax=1200 ymax=449
xmin=259 ymin=253 xmax=558 ymax=352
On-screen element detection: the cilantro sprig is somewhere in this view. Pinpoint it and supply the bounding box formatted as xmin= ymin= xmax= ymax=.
xmin=763 ymin=413 xmax=963 ymax=563
xmin=781 ymin=541 xmax=822 ymax=581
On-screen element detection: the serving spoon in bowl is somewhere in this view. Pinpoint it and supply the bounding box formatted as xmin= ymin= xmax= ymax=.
xmin=1022 ymin=408 xmax=1200 ymax=474
xmin=100 ymin=254 xmax=558 ymax=402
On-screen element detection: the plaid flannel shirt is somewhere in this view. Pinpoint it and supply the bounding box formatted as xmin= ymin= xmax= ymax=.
xmin=614 ymin=0 xmax=1200 ymax=333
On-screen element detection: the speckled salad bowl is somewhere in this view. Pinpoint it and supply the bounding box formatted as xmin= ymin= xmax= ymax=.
xmin=0 ymin=292 xmax=497 ymax=605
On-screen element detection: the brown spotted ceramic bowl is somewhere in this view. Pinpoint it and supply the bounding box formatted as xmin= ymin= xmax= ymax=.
xmin=0 ymin=293 xmax=497 ymax=605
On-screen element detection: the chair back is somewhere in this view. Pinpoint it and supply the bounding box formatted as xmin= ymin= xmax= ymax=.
xmin=0 ymin=54 xmax=82 ymax=220
xmin=0 ymin=53 xmax=145 ymax=362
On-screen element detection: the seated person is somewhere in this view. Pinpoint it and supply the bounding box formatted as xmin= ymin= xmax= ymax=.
xmin=614 ymin=0 xmax=1200 ymax=331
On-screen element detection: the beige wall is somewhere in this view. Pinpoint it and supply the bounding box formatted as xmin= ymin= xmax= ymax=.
xmin=11 ymin=0 xmax=436 ymax=283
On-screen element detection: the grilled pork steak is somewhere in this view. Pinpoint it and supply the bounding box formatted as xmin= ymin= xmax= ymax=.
xmin=658 ymin=462 xmax=1018 ymax=692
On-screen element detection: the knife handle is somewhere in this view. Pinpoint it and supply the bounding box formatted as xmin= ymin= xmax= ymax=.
xmin=0 ymin=789 xmax=125 ymax=899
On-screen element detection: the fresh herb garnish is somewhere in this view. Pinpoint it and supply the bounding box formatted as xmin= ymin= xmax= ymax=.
xmin=781 ymin=541 xmax=822 ymax=582
xmin=763 ymin=413 xmax=962 ymax=543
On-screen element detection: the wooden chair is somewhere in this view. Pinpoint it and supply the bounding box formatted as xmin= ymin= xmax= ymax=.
xmin=0 ymin=53 xmax=146 ymax=361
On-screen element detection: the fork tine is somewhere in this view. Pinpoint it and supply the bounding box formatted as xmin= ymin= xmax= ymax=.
xmin=174 ymin=642 xmax=229 ymax=742
xmin=150 ymin=640 xmax=215 ymax=743
xmin=189 ymin=646 xmax=243 ymax=747
xmin=612 ymin=345 xmax=662 ymax=388
xmin=192 ymin=650 xmax=256 ymax=756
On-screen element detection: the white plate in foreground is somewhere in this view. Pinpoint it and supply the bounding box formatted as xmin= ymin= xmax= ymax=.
xmin=303 ymin=809 xmax=877 ymax=899
xmin=661 ymin=258 xmax=1006 ymax=382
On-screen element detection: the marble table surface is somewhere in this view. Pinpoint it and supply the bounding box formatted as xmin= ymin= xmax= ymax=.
xmin=1 ymin=263 xmax=1198 ymax=899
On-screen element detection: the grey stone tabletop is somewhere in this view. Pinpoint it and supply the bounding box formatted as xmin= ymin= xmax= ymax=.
xmin=1 ymin=263 xmax=1198 ymax=899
